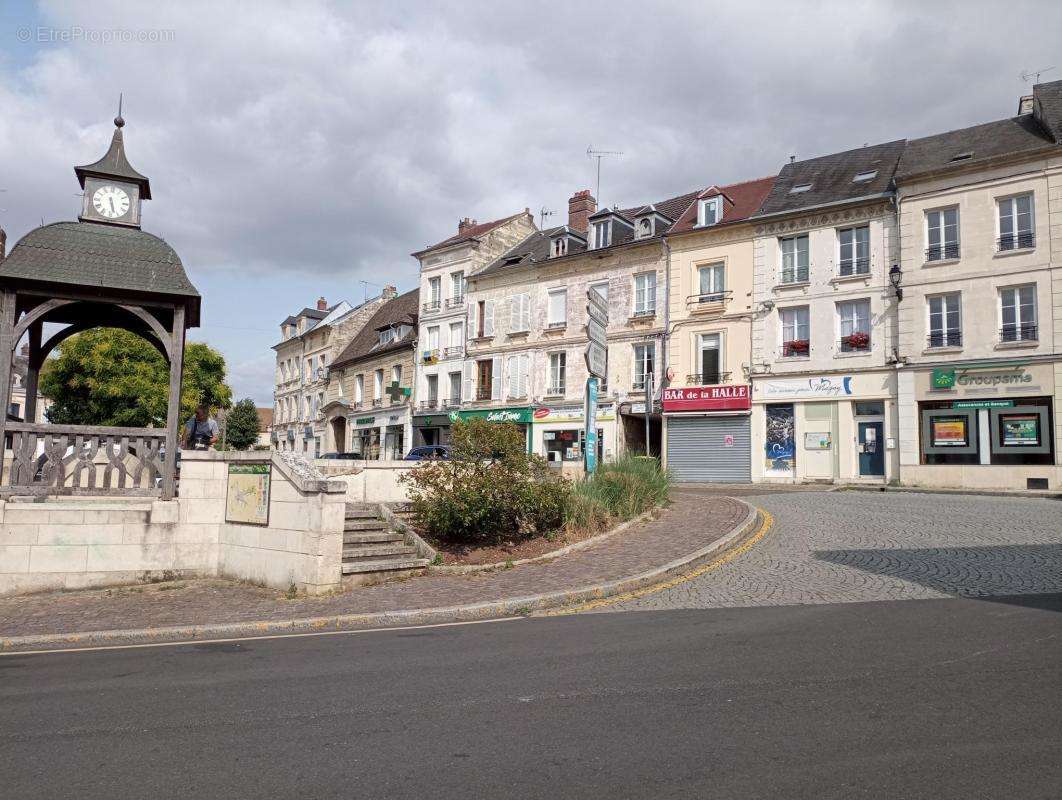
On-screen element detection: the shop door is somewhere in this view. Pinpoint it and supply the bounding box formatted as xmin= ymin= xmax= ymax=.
xmin=858 ymin=421 xmax=884 ymax=476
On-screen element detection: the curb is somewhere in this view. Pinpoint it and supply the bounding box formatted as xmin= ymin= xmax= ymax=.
xmin=0 ymin=501 xmax=763 ymax=653
xmin=837 ymin=484 xmax=1062 ymax=500
xmin=428 ymin=506 xmax=662 ymax=575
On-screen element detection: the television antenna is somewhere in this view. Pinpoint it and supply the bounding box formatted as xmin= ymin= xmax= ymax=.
xmin=360 ymin=279 xmax=382 ymax=302
xmin=586 ymin=145 xmax=623 ymax=204
xmin=539 ymin=206 xmax=554 ymax=227
xmin=1020 ymin=66 xmax=1054 ymax=83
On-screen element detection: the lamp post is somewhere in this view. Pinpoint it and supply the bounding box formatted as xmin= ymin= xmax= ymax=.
xmin=888 ymin=264 xmax=903 ymax=302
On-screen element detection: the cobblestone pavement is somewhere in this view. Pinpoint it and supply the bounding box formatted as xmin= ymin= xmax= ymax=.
xmin=607 ymin=490 xmax=1062 ymax=612
xmin=0 ymin=493 xmax=748 ymax=640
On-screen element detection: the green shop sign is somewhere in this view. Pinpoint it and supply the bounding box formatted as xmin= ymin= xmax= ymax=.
xmin=354 ymin=416 xmax=376 ymax=426
xmin=953 ymin=400 xmax=1014 ymax=409
xmin=931 ymin=368 xmax=955 ymax=389
xmin=449 ymin=407 xmax=534 ymax=424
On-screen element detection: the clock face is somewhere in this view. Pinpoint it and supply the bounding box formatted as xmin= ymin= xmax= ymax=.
xmin=92 ymin=185 xmax=131 ymax=219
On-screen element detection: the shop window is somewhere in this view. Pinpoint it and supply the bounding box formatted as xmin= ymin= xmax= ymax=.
xmin=544 ymin=428 xmax=603 ymax=464
xmin=854 ymin=401 xmax=884 ymax=417
xmin=764 ymin=404 xmax=796 ymax=477
xmin=918 ymin=398 xmax=1054 ymax=466
xmin=988 ymin=403 xmax=1053 ymax=465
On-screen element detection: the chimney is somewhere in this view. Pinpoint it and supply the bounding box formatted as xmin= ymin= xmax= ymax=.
xmin=1018 ymin=94 xmax=1034 ymax=115
xmin=0 ymin=228 xmax=5 ymax=260
xmin=382 ymin=285 xmax=398 ymax=300
xmin=316 ymin=297 xmax=328 ymax=311
xmin=567 ymin=189 xmax=596 ymax=233
xmin=458 ymin=217 xmax=477 ymax=235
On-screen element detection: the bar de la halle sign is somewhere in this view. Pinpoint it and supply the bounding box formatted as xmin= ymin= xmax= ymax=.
xmin=662 ymin=384 xmax=751 ymax=412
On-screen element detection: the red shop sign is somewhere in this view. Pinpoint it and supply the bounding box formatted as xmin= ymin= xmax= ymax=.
xmin=662 ymin=384 xmax=751 ymax=412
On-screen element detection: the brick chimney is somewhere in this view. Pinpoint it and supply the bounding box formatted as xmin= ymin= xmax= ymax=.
xmin=0 ymin=228 xmax=6 ymax=260
xmin=382 ymin=285 xmax=398 ymax=300
xmin=458 ymin=217 xmax=477 ymax=235
xmin=316 ymin=297 xmax=328 ymax=311
xmin=568 ymin=190 xmax=596 ymax=233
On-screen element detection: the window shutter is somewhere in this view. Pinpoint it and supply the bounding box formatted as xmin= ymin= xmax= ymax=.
xmin=522 ymin=294 xmax=532 ymax=331
xmin=519 ymin=354 xmax=529 ymax=398
xmin=462 ymin=361 xmax=474 ymax=400
xmin=509 ymin=296 xmax=519 ymax=331
xmin=491 ymin=356 xmax=502 ymax=400
xmin=484 ymin=300 xmax=495 ymax=337
xmin=506 ymin=355 xmax=517 ymax=398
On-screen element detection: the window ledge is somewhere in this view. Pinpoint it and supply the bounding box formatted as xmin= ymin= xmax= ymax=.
xmin=628 ymin=313 xmax=657 ymax=323
xmin=543 ymin=325 xmax=567 ymax=334
xmin=922 ymin=258 xmax=960 ymax=268
xmin=508 ymin=330 xmax=530 ymax=338
xmin=922 ymin=346 xmax=963 ymax=355
xmin=829 ymin=273 xmax=872 ymax=285
xmin=833 ymin=349 xmax=873 ymax=358
xmin=772 ymin=281 xmax=810 ymax=291
xmin=543 ymin=393 xmax=565 ymax=400
xmin=689 ymin=303 xmax=727 ymax=315
xmin=468 ymin=335 xmax=494 ymax=344
xmin=776 ymin=355 xmax=811 ymax=362
xmin=994 ymin=340 xmax=1039 ymax=350
xmin=993 ymin=247 xmax=1036 ymax=259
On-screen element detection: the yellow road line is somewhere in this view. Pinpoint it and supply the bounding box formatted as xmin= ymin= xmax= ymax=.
xmin=550 ymin=509 xmax=773 ymax=614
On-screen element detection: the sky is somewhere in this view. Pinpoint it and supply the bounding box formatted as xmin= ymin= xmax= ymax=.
xmin=1 ymin=0 xmax=1060 ymax=406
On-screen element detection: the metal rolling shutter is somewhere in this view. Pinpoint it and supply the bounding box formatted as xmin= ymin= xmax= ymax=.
xmin=666 ymin=415 xmax=751 ymax=483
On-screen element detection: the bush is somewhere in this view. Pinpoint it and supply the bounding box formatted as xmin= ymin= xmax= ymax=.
xmin=565 ymin=456 xmax=671 ymax=534
xmin=399 ymin=419 xmax=572 ymax=547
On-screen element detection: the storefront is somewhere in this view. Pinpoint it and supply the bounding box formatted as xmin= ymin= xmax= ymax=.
xmin=898 ymin=360 xmax=1060 ymax=491
xmin=350 ymin=406 xmax=412 ymax=460
xmin=411 ymin=413 xmax=452 ymax=447
xmin=662 ymin=385 xmax=752 ymax=483
xmin=531 ymin=403 xmax=615 ymax=473
xmin=751 ymin=370 xmax=898 ymax=484
xmin=449 ymin=406 xmax=535 ymax=451
xmin=352 ymin=415 xmax=381 ymax=460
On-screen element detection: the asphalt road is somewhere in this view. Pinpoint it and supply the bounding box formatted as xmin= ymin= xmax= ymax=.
xmin=2 ymin=594 xmax=1061 ymax=799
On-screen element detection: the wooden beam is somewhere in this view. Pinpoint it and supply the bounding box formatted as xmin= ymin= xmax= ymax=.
xmin=0 ymin=291 xmax=17 ymax=486
xmin=162 ymin=304 xmax=186 ymax=500
xmin=118 ymin=304 xmax=174 ymax=361
xmin=24 ymin=321 xmax=41 ymax=423
xmin=11 ymin=297 xmax=76 ymax=344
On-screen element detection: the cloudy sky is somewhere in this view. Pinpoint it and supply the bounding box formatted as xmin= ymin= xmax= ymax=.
xmin=1 ymin=0 xmax=1059 ymax=405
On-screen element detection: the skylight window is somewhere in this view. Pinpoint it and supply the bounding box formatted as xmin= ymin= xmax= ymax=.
xmin=853 ymin=170 xmax=877 ymax=182
xmin=789 ymin=183 xmax=812 ymax=194
xmin=950 ymin=152 xmax=974 ymax=162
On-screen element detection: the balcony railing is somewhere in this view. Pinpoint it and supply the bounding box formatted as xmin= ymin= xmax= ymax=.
xmin=443 ymin=396 xmax=462 ymax=408
xmin=997 ymin=232 xmax=1034 ymax=252
xmin=927 ymin=331 xmax=962 ymax=348
xmin=475 ymin=386 xmax=492 ymax=401
xmin=1000 ymin=324 xmax=1038 ymax=343
xmin=631 ymin=308 xmax=656 ymax=319
xmin=686 ymin=372 xmax=731 ymax=385
xmin=422 ymin=300 xmax=441 ymax=313
xmin=779 ymin=267 xmax=809 ymax=284
xmin=546 ymin=321 xmax=567 ymax=330
xmin=925 ymin=243 xmax=960 ymax=262
xmin=443 ymin=346 xmax=464 ymax=358
xmin=839 ymin=332 xmax=871 ymax=353
xmin=418 ymin=400 xmax=440 ymax=411
xmin=686 ymin=291 xmax=732 ymax=308
xmin=838 ymin=259 xmax=870 ymax=276
xmin=371 ymin=398 xmax=383 ymax=408
xmin=545 ymin=385 xmax=565 ymax=396
xmin=781 ymin=339 xmax=810 ymax=357
xmin=444 ymin=295 xmax=466 ymax=308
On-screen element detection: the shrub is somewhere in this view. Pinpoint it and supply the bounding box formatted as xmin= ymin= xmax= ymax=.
xmin=399 ymin=419 xmax=572 ymax=547
xmin=565 ymin=456 xmax=671 ymax=535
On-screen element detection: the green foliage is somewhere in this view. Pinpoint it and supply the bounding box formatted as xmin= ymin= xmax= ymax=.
xmin=39 ymin=328 xmax=232 ymax=427
xmin=224 ymin=398 xmax=261 ymax=451
xmin=565 ymin=456 xmax=671 ymax=534
xmin=399 ymin=418 xmax=571 ymax=547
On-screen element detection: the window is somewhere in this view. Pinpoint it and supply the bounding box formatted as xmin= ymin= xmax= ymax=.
xmin=779 ymin=234 xmax=809 ymax=283
xmin=997 ymin=194 xmax=1034 ymax=251
xmin=633 ymin=272 xmax=657 ymax=316
xmin=354 ymin=374 xmax=364 ymax=405
xmin=426 ymin=326 xmax=439 ymax=353
xmin=698 ymin=197 xmax=722 ymax=226
xmin=448 ymin=371 xmax=462 ymax=405
xmin=509 ymin=293 xmax=531 ymax=332
xmin=379 ymin=327 xmax=396 ymax=346
xmin=551 ymin=236 xmax=568 ymax=257
xmin=448 ymin=321 xmax=464 ymax=354
xmin=780 ymin=306 xmax=810 ymax=357
xmin=789 ymin=183 xmax=812 ymax=193
xmin=853 ymin=169 xmax=877 ymax=182
xmin=548 ymin=352 xmax=566 ymax=395
xmin=373 ymin=369 xmax=384 ymax=401
xmin=391 ymin=365 xmax=401 ymax=386
xmin=505 ymin=354 xmax=529 ymax=399
xmin=592 ymin=220 xmax=611 ymax=249
xmin=696 ymin=263 xmax=726 ymax=302
xmin=547 ymin=288 xmax=567 ymax=328
xmin=476 ymin=359 xmax=494 ymax=400
xmin=427 ymin=277 xmax=441 ymax=309
xmin=926 ymin=208 xmax=959 ymax=261
xmin=476 ymin=300 xmax=494 ymax=337
xmin=633 ymin=343 xmax=655 ymax=391
xmin=838 ymin=226 xmax=870 ymax=275
xmin=426 ymin=374 xmax=438 ymax=407
xmin=1000 ymin=285 xmax=1037 ymax=342
xmin=697 ymin=333 xmax=723 ymax=383
xmin=928 ymin=293 xmax=961 ymax=348
xmin=450 ymin=271 xmax=465 ymax=300
xmin=636 ymin=217 xmax=653 ymax=239
xmin=838 ymin=299 xmax=871 ymax=352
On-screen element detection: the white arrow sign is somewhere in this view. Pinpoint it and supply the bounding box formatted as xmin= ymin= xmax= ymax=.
xmin=585 ymin=341 xmax=607 ymax=379
xmin=585 ymin=316 xmax=606 ymax=346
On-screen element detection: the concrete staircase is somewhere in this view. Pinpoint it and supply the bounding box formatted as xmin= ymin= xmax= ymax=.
xmin=342 ymin=502 xmax=430 ymax=585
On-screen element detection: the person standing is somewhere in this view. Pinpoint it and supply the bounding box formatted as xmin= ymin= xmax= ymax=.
xmin=184 ymin=404 xmax=220 ymax=449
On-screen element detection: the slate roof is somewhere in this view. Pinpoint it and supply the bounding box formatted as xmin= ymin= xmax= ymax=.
xmin=1033 ymin=79 xmax=1062 ymax=143
xmin=896 ymin=113 xmax=1057 ymax=180
xmin=669 ymin=176 xmax=776 ymax=234
xmin=412 ymin=211 xmax=528 ymax=257
xmin=753 ymin=140 xmax=905 ymax=218
xmin=331 ymin=288 xmax=419 ymax=368
xmin=281 ymin=308 xmax=328 ymax=327
xmin=75 ymin=125 xmax=152 ymax=199
xmin=0 ymin=221 xmax=200 ymax=323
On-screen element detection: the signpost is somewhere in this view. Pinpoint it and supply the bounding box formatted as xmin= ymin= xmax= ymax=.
xmin=584 ymin=290 xmax=608 ymax=473
xmin=644 ymin=370 xmax=654 ymax=457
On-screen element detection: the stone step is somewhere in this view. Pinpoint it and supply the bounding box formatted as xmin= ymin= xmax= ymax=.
xmin=344 ymin=507 xmax=379 ymax=520
xmin=341 ymin=556 xmax=430 ymax=575
xmin=343 ymin=531 xmax=405 ymax=545
xmin=342 ymin=543 xmax=418 ymax=560
xmin=384 ymin=501 xmax=415 ymax=514
xmin=344 ymin=518 xmax=388 ymax=532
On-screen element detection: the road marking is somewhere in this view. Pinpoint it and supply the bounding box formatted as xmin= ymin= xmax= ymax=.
xmin=549 ymin=509 xmax=774 ymax=614
xmin=0 ymin=616 xmax=524 ymax=657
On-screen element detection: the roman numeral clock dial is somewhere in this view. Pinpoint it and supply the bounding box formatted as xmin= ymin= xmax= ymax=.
xmin=92 ymin=185 xmax=130 ymax=219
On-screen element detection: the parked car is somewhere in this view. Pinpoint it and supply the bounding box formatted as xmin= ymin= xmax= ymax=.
xmin=404 ymin=445 xmax=451 ymax=461
xmin=320 ymin=451 xmax=363 ymax=460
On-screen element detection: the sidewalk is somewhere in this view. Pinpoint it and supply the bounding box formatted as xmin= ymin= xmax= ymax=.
xmin=0 ymin=490 xmax=756 ymax=650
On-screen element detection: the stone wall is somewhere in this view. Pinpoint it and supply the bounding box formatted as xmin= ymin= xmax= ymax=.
xmin=314 ymin=459 xmax=414 ymax=503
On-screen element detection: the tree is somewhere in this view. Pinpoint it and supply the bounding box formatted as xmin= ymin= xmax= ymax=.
xmin=224 ymin=398 xmax=261 ymax=451
xmin=40 ymin=328 xmax=233 ymax=427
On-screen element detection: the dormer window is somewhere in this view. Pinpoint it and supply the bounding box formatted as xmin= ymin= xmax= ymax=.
xmin=698 ymin=197 xmax=723 ymax=226
xmin=592 ymin=220 xmax=611 ymax=249
xmin=789 ymin=183 xmax=812 ymax=194
xmin=379 ymin=327 xmax=397 ymax=346
xmin=636 ymin=217 xmax=653 ymax=240
xmin=853 ymin=170 xmax=877 ymax=183
xmin=551 ymin=236 xmax=568 ymax=257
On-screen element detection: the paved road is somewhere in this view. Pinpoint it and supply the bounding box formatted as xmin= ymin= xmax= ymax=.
xmin=610 ymin=490 xmax=1062 ymax=611
xmin=2 ymin=596 xmax=1060 ymax=799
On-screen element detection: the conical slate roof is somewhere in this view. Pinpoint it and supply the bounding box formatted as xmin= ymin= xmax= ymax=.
xmin=74 ymin=118 xmax=152 ymax=199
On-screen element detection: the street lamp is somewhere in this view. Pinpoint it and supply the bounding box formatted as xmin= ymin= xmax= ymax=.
xmin=888 ymin=264 xmax=903 ymax=302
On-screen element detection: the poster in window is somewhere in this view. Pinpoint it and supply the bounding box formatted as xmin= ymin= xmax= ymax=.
xmin=765 ymin=404 xmax=796 ymax=475
xmin=931 ymin=417 xmax=967 ymax=447
xmin=1000 ymin=414 xmax=1039 ymax=447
